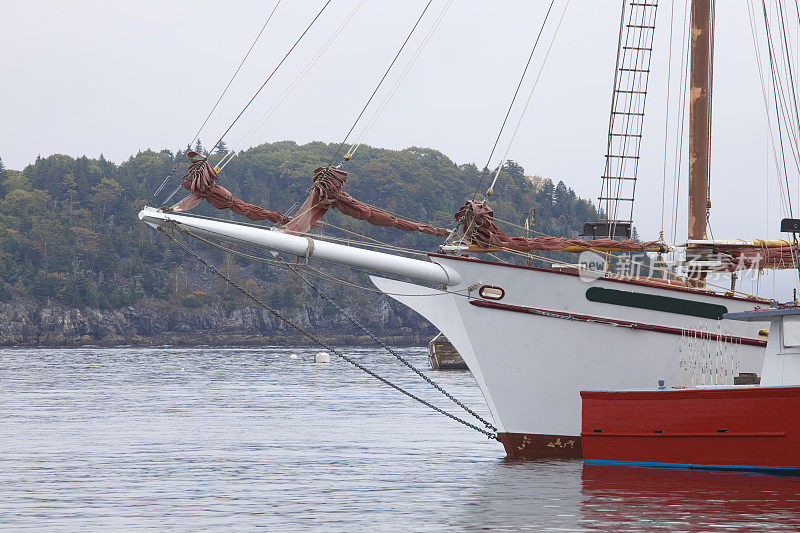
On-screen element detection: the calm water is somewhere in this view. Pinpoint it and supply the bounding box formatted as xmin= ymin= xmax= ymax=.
xmin=2 ymin=347 xmax=800 ymax=531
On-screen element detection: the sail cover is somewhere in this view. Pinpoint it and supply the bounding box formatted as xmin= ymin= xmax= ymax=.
xmin=172 ymin=154 xmax=449 ymax=237
xmin=283 ymin=167 xmax=450 ymax=237
xmin=455 ymin=200 xmax=661 ymax=252
xmin=173 ymin=151 xmax=289 ymax=224
xmin=173 ymin=153 xmax=664 ymax=253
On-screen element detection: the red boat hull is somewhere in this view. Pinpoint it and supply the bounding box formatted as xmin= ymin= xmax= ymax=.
xmin=581 ymin=386 xmax=800 ymax=472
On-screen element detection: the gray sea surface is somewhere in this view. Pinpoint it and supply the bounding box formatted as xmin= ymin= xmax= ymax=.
xmin=2 ymin=346 xmax=800 ymax=531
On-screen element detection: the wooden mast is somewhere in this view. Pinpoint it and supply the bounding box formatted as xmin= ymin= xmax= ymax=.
xmin=688 ymin=0 xmax=713 ymax=242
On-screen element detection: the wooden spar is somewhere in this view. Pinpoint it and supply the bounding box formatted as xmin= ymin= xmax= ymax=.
xmin=687 ymin=0 xmax=713 ymax=242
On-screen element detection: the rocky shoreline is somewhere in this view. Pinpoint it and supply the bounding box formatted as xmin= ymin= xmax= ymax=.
xmin=0 ymin=298 xmax=437 ymax=348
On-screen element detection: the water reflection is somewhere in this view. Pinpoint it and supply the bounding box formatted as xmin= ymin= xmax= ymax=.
xmin=581 ymin=464 xmax=800 ymax=530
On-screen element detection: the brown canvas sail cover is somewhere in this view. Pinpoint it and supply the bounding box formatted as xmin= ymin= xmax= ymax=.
xmin=283 ymin=167 xmax=450 ymax=237
xmin=454 ymin=200 xmax=660 ymax=252
xmin=173 ymin=153 xmax=662 ymax=253
xmin=173 ymin=153 xmax=450 ymax=237
xmin=173 ymin=151 xmax=289 ymax=224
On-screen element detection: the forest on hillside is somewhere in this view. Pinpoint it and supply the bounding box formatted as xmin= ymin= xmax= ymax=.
xmin=0 ymin=141 xmax=598 ymax=311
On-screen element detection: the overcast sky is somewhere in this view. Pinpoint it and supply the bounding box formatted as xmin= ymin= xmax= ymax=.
xmin=2 ymin=1 xmax=798 ymax=297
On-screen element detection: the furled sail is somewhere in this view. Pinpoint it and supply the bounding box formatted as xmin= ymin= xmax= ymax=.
xmin=174 ymin=151 xmax=289 ymax=224
xmin=455 ymin=200 xmax=662 ymax=253
xmin=173 ymin=152 xmax=450 ymax=238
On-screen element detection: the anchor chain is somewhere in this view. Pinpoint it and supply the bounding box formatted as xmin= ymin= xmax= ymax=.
xmin=159 ymin=225 xmax=497 ymax=439
xmin=283 ymin=259 xmax=498 ymax=433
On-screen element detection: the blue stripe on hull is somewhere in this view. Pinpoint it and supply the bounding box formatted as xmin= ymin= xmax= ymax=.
xmin=584 ymin=459 xmax=800 ymax=475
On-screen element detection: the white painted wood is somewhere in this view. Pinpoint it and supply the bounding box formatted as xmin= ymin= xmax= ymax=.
xmin=138 ymin=207 xmax=461 ymax=286
xmin=375 ymin=255 xmax=769 ymax=437
xmin=783 ymin=315 xmax=800 ymax=348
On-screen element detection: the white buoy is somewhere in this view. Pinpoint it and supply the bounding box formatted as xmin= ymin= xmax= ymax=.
xmin=289 ymin=353 xmax=298 ymax=359
xmin=315 ymin=351 xmax=331 ymax=364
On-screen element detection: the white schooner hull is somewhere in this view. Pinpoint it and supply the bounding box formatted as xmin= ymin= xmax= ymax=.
xmin=372 ymin=254 xmax=768 ymax=459
xmin=138 ymin=207 xmax=768 ymax=459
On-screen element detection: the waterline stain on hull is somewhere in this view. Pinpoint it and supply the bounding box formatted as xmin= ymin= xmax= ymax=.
xmin=497 ymin=432 xmax=583 ymax=460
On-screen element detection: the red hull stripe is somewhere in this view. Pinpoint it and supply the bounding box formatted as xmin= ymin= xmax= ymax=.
xmin=430 ymin=253 xmax=768 ymax=304
xmin=469 ymin=299 xmax=767 ymax=347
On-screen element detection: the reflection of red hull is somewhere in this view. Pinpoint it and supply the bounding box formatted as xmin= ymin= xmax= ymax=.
xmin=581 ymin=386 xmax=800 ymax=473
xmin=581 ymin=464 xmax=800 ymax=528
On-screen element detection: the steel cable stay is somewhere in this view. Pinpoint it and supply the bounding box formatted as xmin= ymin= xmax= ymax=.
xmin=659 ymin=0 xmax=676 ymax=240
xmin=158 ymin=225 xmax=497 ymax=439
xmin=159 ymin=0 xmax=334 ymax=208
xmin=748 ymin=0 xmax=793 ymax=220
xmin=669 ymin=0 xmax=691 ymax=251
xmin=268 ymin=0 xmax=444 ymax=239
xmin=152 ymin=1 xmax=283 ymax=201
xmin=761 ymin=0 xmax=800 ymax=286
xmin=218 ymin=0 xmax=368 ymax=172
xmin=344 ymin=0 xmax=454 ymax=162
xmin=326 ymin=0 xmax=436 ymax=169
xmin=456 ymin=0 xmax=565 ymax=248
xmin=469 ymin=0 xmax=558 ymax=203
xmin=483 ymin=1 xmax=570 ymax=200
xmin=209 ymin=0 xmax=333 ymax=157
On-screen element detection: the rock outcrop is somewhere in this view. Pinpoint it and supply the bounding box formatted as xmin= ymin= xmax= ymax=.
xmin=0 ymin=297 xmax=436 ymax=347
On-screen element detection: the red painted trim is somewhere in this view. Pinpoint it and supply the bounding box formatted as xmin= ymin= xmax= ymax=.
xmin=430 ymin=253 xmax=768 ymax=304
xmin=469 ymin=299 xmax=767 ymax=347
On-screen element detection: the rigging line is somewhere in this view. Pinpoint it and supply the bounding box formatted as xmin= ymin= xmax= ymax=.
xmin=193 ymin=1 xmax=282 ymax=153
xmin=152 ymin=1 xmax=282 ymax=200
xmin=469 ymin=0 xmax=556 ymax=202
xmin=748 ymin=0 xmax=791 ymax=218
xmin=707 ymin=0 xmax=715 ymax=221
xmin=763 ymin=0 xmax=795 ymax=218
xmin=605 ymin=0 xmax=656 ymax=226
xmin=772 ymin=0 xmax=800 ymax=286
xmin=766 ymin=2 xmax=800 ymax=174
xmin=347 ymin=0 xmax=454 ymax=159
xmin=209 ymin=0 xmax=333 ymax=156
xmin=484 ymin=0 xmax=570 ymax=198
xmin=626 ymin=3 xmax=659 ymax=225
xmin=670 ymin=0 xmax=690 ymax=248
xmin=218 ymin=0 xmax=367 ymax=171
xmin=327 ymin=0 xmax=436 ymax=167
xmin=776 ymin=1 xmax=800 ymax=176
xmin=160 ymin=225 xmax=496 ymax=439
xmin=661 ymin=0 xmax=676 ymax=239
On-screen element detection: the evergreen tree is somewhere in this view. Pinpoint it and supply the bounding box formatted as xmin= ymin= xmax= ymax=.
xmin=0 ymin=142 xmax=597 ymax=311
xmin=216 ymin=140 xmax=229 ymax=154
xmin=194 ymin=139 xmax=205 ymax=155
xmin=0 ymin=156 xmax=6 ymax=198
